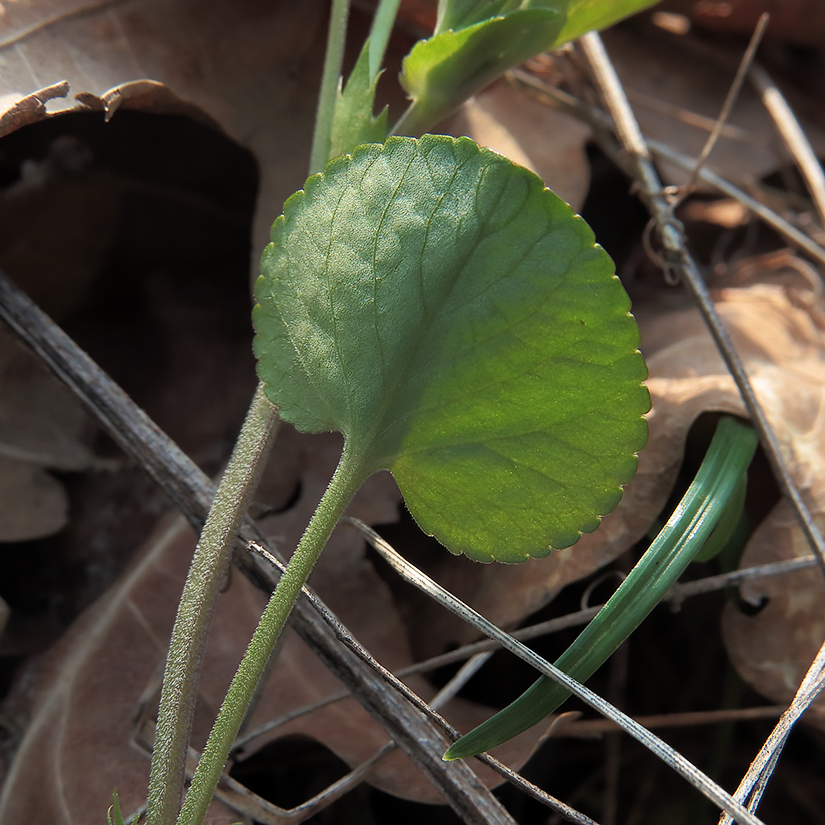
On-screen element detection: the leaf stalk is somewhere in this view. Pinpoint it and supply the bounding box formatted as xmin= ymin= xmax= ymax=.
xmin=146 ymin=385 xmax=279 ymax=825
xmin=175 ymin=444 xmax=369 ymax=825
xmin=309 ymin=0 xmax=352 ymax=175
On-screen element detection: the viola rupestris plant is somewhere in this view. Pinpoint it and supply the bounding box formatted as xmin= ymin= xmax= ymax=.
xmin=142 ymin=1 xmax=662 ymax=821
xmin=168 ymin=134 xmax=649 ymax=825
xmin=253 ymin=135 xmax=649 ymax=563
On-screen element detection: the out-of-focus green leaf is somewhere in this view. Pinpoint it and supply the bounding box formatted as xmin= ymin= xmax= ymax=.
xmin=397 ymin=4 xmax=563 ymax=134
xmin=397 ymin=0 xmax=660 ymax=136
xmin=555 ymin=0 xmax=660 ymax=44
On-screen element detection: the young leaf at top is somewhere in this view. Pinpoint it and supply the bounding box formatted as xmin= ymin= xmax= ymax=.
xmin=395 ymin=0 xmax=660 ymax=136
xmin=554 ymin=0 xmax=662 ymax=46
xmin=253 ymin=136 xmax=648 ymax=563
xmin=329 ymin=40 xmax=390 ymax=160
xmin=396 ymin=2 xmax=564 ymax=135
xmin=435 ymin=0 xmax=533 ymax=33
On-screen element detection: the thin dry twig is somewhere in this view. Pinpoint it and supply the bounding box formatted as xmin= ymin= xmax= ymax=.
xmin=749 ymin=62 xmax=825 ymax=230
xmin=667 ymin=555 xmax=818 ymax=603
xmin=236 ymin=553 xmax=819 ymax=753
xmin=677 ymin=13 xmax=769 ymax=200
xmin=558 ymin=706 xmax=786 ymax=738
xmin=718 ymin=640 xmax=825 ymax=825
xmin=0 ymin=268 xmax=516 ymax=825
xmin=509 ymin=70 xmax=825 ymax=270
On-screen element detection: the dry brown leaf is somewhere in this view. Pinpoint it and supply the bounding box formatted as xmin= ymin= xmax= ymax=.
xmin=0 ymin=512 xmax=243 ymax=825
xmin=445 ymin=78 xmax=592 ymax=212
xmin=635 ymin=280 xmax=825 ymax=726
xmin=0 ymin=0 xmax=329 ymax=259
xmin=0 ymin=425 xmax=552 ymax=822
xmin=706 ymin=284 xmax=825 ymax=724
xmin=722 ymin=505 xmax=825 ymax=729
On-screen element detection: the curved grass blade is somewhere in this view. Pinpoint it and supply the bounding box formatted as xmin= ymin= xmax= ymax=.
xmin=444 ymin=415 xmax=758 ymax=760
xmin=693 ymin=467 xmax=747 ymax=564
xmin=357 ymin=518 xmax=767 ymax=825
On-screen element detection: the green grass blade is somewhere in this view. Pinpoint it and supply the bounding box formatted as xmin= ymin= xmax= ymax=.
xmin=444 ymin=415 xmax=758 ymax=760
xmin=693 ymin=468 xmax=747 ymax=563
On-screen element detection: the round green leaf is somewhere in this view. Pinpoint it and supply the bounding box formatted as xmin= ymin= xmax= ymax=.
xmin=253 ymin=135 xmax=648 ymax=562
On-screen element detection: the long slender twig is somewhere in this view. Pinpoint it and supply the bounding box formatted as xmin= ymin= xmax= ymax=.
xmin=578 ymin=31 xmax=825 ymax=579
xmin=749 ymin=62 xmax=825 ymax=230
xmin=677 ymin=13 xmax=769 ymax=200
xmin=0 ymin=268 xmax=515 ymax=825
xmin=509 ymin=70 xmax=825 ymax=270
xmin=718 ymin=639 xmax=825 ymax=825
xmin=562 ymin=705 xmax=786 ymax=738
xmin=667 ymin=554 xmax=818 ymax=601
xmin=235 ymin=550 xmax=819 ymax=752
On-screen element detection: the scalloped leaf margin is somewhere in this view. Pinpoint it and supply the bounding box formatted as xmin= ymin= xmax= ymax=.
xmin=253 ymin=135 xmax=649 ymax=562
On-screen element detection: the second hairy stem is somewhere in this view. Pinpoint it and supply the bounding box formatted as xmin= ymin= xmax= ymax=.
xmin=147 ymin=384 xmax=279 ymax=825
xmin=176 ymin=444 xmax=370 ymax=825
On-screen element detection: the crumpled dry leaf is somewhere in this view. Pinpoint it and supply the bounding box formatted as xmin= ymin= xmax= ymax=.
xmin=445 ymin=78 xmax=592 ymax=212
xmin=722 ymin=506 xmax=825 ymax=729
xmin=628 ymin=278 xmax=825 ymax=726
xmin=699 ymin=286 xmax=825 ymax=725
xmin=0 ymin=0 xmax=329 ymax=259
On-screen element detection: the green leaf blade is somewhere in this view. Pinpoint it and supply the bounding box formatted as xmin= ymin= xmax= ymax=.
xmin=330 ymin=40 xmax=389 ymax=161
xmin=443 ymin=416 xmax=758 ymax=759
xmin=254 ymin=135 xmax=648 ymax=563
